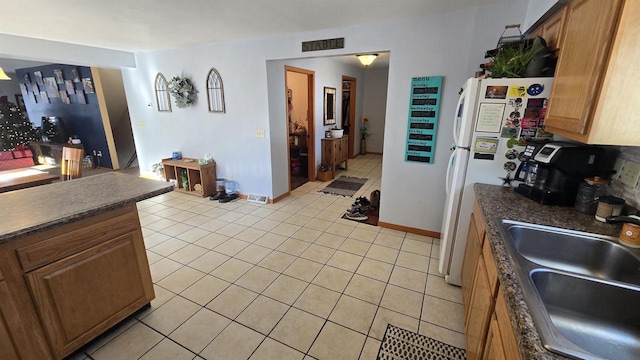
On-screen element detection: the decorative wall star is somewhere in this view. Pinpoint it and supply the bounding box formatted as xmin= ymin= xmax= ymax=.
xmin=499 ymin=173 xmax=515 ymax=187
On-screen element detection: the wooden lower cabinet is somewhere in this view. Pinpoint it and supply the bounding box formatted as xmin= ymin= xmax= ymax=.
xmin=0 ymin=281 xmax=19 ymax=360
xmin=463 ymin=198 xmax=523 ymax=360
xmin=0 ymin=203 xmax=154 ymax=359
xmin=26 ymin=231 xmax=153 ymax=358
xmin=321 ymin=137 xmax=348 ymax=179
xmin=465 ymin=255 xmax=494 ymax=360
xmin=483 ymin=312 xmax=506 ymax=360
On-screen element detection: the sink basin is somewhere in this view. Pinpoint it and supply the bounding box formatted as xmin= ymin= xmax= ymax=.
xmin=499 ymin=220 xmax=640 ymax=360
xmin=531 ymin=270 xmax=640 ymax=360
xmin=506 ymin=223 xmax=640 ymax=286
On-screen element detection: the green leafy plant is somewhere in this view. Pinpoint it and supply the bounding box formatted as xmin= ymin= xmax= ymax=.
xmin=488 ymin=42 xmax=542 ymax=78
xmin=151 ymin=162 xmax=163 ymax=175
xmin=168 ymin=76 xmax=198 ymax=108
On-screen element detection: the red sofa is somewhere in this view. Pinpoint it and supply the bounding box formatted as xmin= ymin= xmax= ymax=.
xmin=0 ymin=146 xmax=35 ymax=171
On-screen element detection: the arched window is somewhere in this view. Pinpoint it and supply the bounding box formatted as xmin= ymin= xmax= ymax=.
xmin=206 ymin=68 xmax=225 ymax=113
xmin=155 ymin=73 xmax=171 ymax=112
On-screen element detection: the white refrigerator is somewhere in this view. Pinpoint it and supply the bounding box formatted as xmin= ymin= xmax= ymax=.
xmin=439 ymin=77 xmax=554 ymax=286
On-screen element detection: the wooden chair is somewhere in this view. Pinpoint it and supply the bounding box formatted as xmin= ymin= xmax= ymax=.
xmin=61 ymin=146 xmax=84 ymax=181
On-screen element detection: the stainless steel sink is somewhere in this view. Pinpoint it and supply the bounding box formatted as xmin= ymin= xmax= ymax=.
xmin=530 ymin=270 xmax=640 ymax=360
xmin=506 ymin=224 xmax=640 ymax=286
xmin=499 ymin=220 xmax=640 ymax=360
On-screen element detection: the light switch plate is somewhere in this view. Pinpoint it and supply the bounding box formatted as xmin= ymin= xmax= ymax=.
xmin=619 ymin=160 xmax=640 ymax=188
xmin=256 ymin=129 xmax=265 ymax=138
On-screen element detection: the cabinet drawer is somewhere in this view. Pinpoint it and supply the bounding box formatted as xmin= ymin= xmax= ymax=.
xmin=16 ymin=204 xmax=139 ymax=272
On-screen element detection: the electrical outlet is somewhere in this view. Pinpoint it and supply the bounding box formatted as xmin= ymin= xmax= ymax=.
xmin=256 ymin=129 xmax=265 ymax=138
xmin=619 ymin=160 xmax=640 ymax=188
xmin=97 ymin=151 xmax=102 ymax=157
xmin=613 ymin=158 xmax=625 ymax=180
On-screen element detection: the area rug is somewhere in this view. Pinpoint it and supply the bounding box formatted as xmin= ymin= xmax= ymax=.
xmin=319 ymin=176 xmax=367 ymax=197
xmin=377 ymin=324 xmax=467 ymax=360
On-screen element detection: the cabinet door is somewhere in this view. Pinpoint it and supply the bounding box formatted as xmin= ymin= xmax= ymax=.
xmin=482 ymin=313 xmax=506 ymax=360
xmin=25 ymin=231 xmax=154 ymax=358
xmin=545 ymin=0 xmax=622 ymax=136
xmin=0 ymin=281 xmax=19 ymax=360
xmin=462 ymin=212 xmax=482 ymax=323
xmin=465 ymin=256 xmax=494 ymax=360
xmin=495 ymin=288 xmax=523 ymax=360
xmin=539 ymin=5 xmax=567 ymax=51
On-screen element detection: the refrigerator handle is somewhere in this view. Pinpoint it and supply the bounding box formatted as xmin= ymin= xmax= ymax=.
xmin=445 ymin=148 xmax=457 ymax=195
xmin=452 ymin=88 xmax=465 ymax=145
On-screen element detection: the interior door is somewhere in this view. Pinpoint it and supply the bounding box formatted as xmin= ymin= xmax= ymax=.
xmin=342 ymin=76 xmax=357 ymax=158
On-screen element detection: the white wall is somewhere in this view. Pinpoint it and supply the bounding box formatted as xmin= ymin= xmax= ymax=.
xmin=266 ymin=57 xmax=364 ymax=197
xmin=362 ymin=67 xmax=389 ymax=154
xmin=523 ymin=0 xmax=558 ymax=32
xmin=118 ymin=0 xmax=528 ymax=233
xmin=0 ymin=1 xmax=492 ymax=233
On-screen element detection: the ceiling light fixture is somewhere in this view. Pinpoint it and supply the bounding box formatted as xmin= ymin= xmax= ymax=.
xmin=0 ymin=67 xmax=11 ymax=80
xmin=357 ymin=54 xmax=378 ymax=67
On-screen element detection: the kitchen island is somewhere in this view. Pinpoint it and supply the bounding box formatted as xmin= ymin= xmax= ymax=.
xmin=473 ymin=183 xmax=623 ymax=360
xmin=0 ymin=173 xmax=173 ymax=359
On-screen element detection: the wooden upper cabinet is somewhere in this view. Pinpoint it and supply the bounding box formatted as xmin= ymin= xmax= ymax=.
xmin=545 ymin=0 xmax=640 ymax=145
xmin=531 ymin=5 xmax=567 ymax=52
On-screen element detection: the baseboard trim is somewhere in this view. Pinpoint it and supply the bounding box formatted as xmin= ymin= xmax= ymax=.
xmin=378 ymin=221 xmax=441 ymax=238
xmin=271 ymin=192 xmax=290 ymax=203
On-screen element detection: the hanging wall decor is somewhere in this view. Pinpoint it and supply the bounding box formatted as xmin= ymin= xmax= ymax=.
xmin=206 ymin=68 xmax=225 ymax=113
xmin=168 ymin=76 xmax=198 ymax=108
xmin=154 ymin=73 xmax=171 ymax=112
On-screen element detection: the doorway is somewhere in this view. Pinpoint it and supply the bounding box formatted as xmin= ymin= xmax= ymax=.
xmin=285 ymin=66 xmax=315 ymax=190
xmin=341 ymin=76 xmax=357 ymax=158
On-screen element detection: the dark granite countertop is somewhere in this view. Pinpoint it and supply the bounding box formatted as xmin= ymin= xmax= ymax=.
xmin=474 ymin=184 xmax=624 ymax=360
xmin=0 ymin=172 xmax=173 ymax=243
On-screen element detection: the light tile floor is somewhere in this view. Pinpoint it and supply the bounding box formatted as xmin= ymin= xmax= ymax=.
xmin=69 ymin=154 xmax=465 ymax=360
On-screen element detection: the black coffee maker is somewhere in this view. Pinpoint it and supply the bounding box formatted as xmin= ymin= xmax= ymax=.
xmin=514 ymin=142 xmax=606 ymax=205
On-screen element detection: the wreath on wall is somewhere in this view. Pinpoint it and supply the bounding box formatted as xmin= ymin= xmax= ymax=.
xmin=168 ymin=76 xmax=198 ymax=108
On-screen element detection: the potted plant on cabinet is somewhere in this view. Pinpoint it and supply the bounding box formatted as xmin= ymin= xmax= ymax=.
xmin=330 ymin=126 xmax=343 ymax=139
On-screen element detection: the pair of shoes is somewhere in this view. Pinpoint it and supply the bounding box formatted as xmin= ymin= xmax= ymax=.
xmin=345 ymin=209 xmax=368 ymax=221
xmin=219 ymin=193 xmax=238 ymax=203
xmin=210 ymin=191 xmax=225 ymax=201
xmin=347 ymin=196 xmax=370 ymax=214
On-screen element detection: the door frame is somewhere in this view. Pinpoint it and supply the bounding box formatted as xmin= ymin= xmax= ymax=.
xmin=285 ymin=66 xmax=315 ymax=189
xmin=342 ymin=75 xmax=357 ymax=158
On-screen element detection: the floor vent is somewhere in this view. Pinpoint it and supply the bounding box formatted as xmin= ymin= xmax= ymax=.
xmin=247 ymin=193 xmax=268 ymax=204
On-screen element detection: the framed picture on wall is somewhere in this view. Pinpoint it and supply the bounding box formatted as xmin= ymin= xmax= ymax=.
xmin=44 ymin=77 xmax=59 ymax=97
xmin=71 ymin=67 xmax=80 ymax=82
xmin=54 ymin=69 xmax=64 ymax=84
xmin=323 ymin=87 xmax=337 ymax=126
xmin=82 ymin=78 xmax=95 ymax=94
xmin=40 ymin=91 xmax=50 ymax=104
xmin=60 ymin=91 xmax=71 ymax=104
xmin=65 ymin=80 xmax=75 ymax=94
xmin=15 ymin=94 xmax=26 ymax=111
xmin=76 ymin=90 xmax=86 ymax=104
xmin=34 ymin=71 xmax=43 ymax=85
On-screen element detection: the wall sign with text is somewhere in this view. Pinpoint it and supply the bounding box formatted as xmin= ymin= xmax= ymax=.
xmin=405 ymin=76 xmax=443 ymax=164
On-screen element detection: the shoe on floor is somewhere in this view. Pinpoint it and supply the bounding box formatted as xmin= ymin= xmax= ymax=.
xmin=348 ymin=196 xmax=370 ymax=213
xmin=219 ymin=193 xmax=238 ymax=203
xmin=210 ymin=191 xmax=225 ymax=201
xmin=345 ymin=210 xmax=368 ymax=221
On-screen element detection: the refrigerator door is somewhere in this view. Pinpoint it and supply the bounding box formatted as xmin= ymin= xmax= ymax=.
xmin=454 ymin=78 xmax=480 ymax=148
xmin=443 ymin=77 xmax=555 ymax=285
xmin=438 ymin=146 xmax=470 ymax=280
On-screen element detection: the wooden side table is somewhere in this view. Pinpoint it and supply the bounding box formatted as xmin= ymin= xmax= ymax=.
xmin=321 ymin=137 xmax=348 ymax=179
